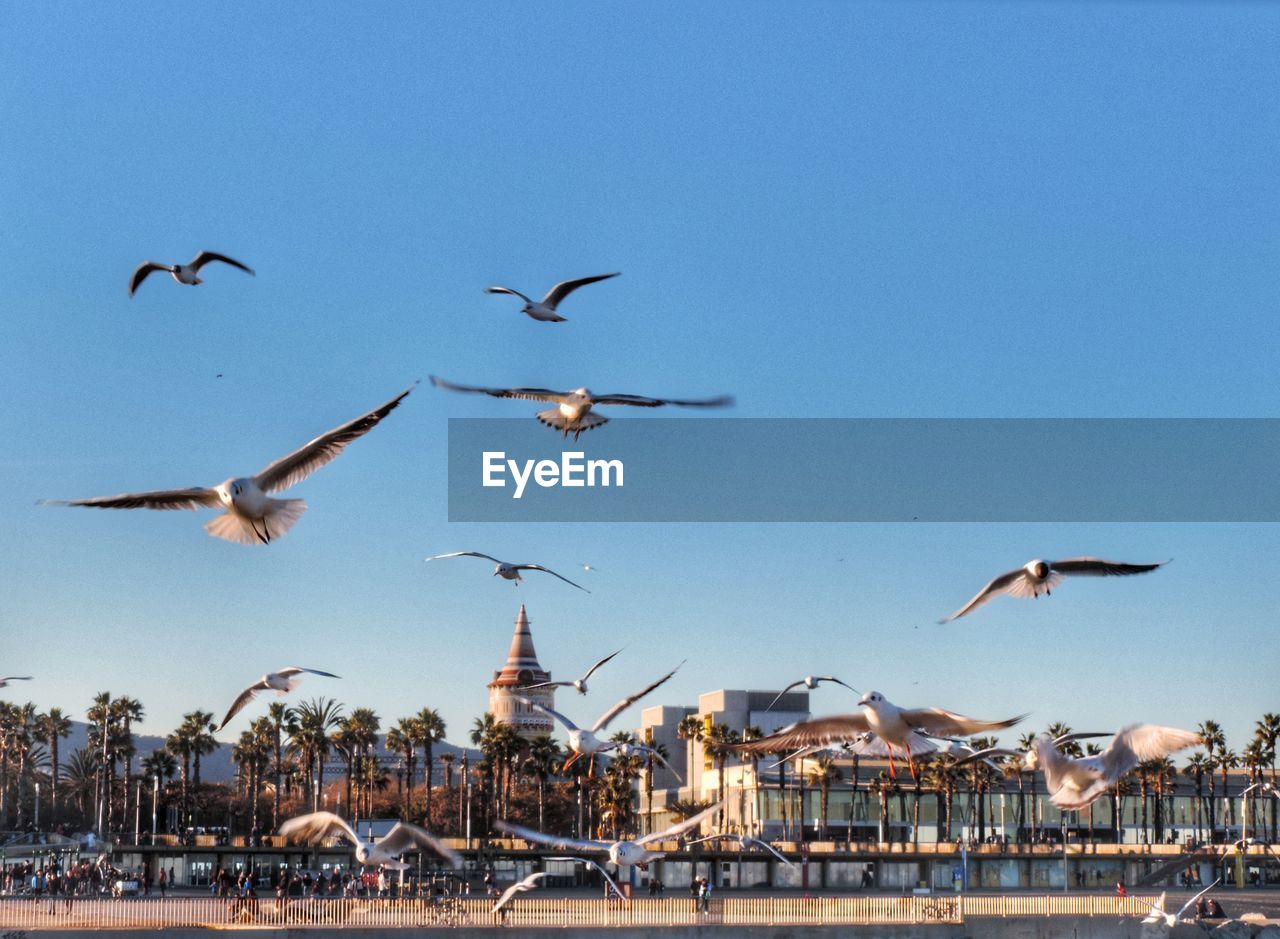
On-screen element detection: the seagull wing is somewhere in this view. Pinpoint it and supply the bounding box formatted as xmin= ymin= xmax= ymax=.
xmin=215 ymin=679 xmax=271 ymax=731
xmin=954 ymin=747 xmax=1019 ymax=767
xmin=513 ymin=564 xmax=589 ymax=592
xmin=683 ymin=835 xmax=726 ymax=847
xmin=591 ymin=663 xmax=681 ymax=733
xmin=544 ymin=857 xmax=628 ymax=902
xmin=730 ymin=714 xmax=872 ymax=754
xmin=276 ymin=667 xmax=340 ymax=678
xmin=515 ymin=696 xmax=580 ymax=732
xmin=1049 ymin=557 xmax=1168 ymax=577
xmin=591 ymin=392 xmax=733 ymax=409
xmin=429 ymin=376 xmax=565 ymax=403
xmin=542 ymin=272 xmax=620 ymax=308
xmin=639 ymin=800 xmax=723 ymax=845
xmin=939 ymin=569 xmax=1025 ymax=622
xmin=742 ymin=837 xmax=796 ymax=868
xmin=278 ymin=811 xmax=359 ymax=846
xmin=1100 ymin=724 xmax=1201 ymax=783
xmin=190 ymin=251 xmax=254 ymax=275
xmin=764 ymin=681 xmax=806 ymax=712
xmin=816 ymin=676 xmax=859 ymax=693
xmin=484 ymin=285 xmax=534 ymax=304
xmin=1176 ymin=879 xmax=1221 ymax=919
xmin=632 ymin=744 xmax=683 ymax=784
xmin=426 ymin=551 xmax=505 ymax=564
xmin=899 ymin=707 xmax=1027 ymax=738
xmin=128 ymin=262 xmax=168 ymax=297
xmin=45 ymin=488 xmax=220 ymax=511
xmin=522 ymin=680 xmax=571 ymax=691
xmin=253 ymin=386 xmax=413 ymax=493
xmin=0 ymin=677 xmax=32 ymax=683
xmin=578 ymin=648 xmax=623 ymax=683
xmin=496 ymin=820 xmax=606 ymax=852
xmin=378 ymin=822 xmax=462 ymax=867
xmin=492 ymin=872 xmax=550 ymax=912
xmin=1054 ymin=731 xmax=1112 ymax=746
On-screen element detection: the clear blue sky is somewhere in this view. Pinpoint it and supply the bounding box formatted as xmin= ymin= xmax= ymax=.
xmin=2 ymin=3 xmax=1277 ymax=754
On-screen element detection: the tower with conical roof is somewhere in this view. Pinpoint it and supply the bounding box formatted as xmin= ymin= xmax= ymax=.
xmin=488 ymin=604 xmax=555 ymax=739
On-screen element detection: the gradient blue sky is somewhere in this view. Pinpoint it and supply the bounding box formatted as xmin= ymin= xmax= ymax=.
xmin=2 ymin=3 xmax=1277 ymax=754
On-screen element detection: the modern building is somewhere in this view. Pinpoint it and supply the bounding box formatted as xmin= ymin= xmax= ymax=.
xmin=487 ymin=604 xmax=556 ymax=740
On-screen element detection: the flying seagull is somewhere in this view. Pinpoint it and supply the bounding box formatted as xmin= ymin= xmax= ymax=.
xmin=278 ymin=811 xmax=460 ymax=869
xmin=430 ymin=376 xmax=732 ymax=440
xmin=45 ymin=385 xmax=414 ymax=545
xmin=497 ymin=801 xmax=722 ymax=871
xmin=1028 ymin=724 xmax=1201 ymax=810
xmin=524 ymin=649 xmax=622 ymax=694
xmin=485 ymin=272 xmax=620 ymax=322
xmin=685 ymin=834 xmax=796 ymax=868
xmin=732 ymin=690 xmax=1025 ymax=781
xmin=1142 ymin=879 xmax=1221 ymax=927
xmin=765 ymin=676 xmax=859 ymax=711
xmin=954 ymin=730 xmax=1111 ymax=770
xmin=491 ymin=871 xmax=551 ymax=914
xmin=425 ymin=552 xmax=588 ymax=592
xmin=514 ymin=663 xmax=682 ymax=776
xmin=940 ymin=557 xmax=1169 ymax=622
xmin=0 ymin=676 xmax=32 ymax=689
xmin=129 ymin=251 xmax=254 ymax=297
xmin=215 ymin=667 xmax=340 ymax=732
xmin=609 ymin=741 xmax=684 ymax=784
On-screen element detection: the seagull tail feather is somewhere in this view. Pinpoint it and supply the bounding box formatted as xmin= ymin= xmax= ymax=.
xmin=536 ymin=409 xmax=607 ymax=435
xmin=203 ymin=500 xmax=307 ymax=545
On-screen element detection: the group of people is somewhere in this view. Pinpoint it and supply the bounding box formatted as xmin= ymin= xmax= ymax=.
xmin=689 ymin=876 xmax=714 ymax=912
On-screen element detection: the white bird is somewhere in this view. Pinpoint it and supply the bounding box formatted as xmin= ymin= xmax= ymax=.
xmin=497 ymin=801 xmax=722 ymax=871
xmin=1141 ymin=879 xmax=1221 ymax=926
xmin=953 ymin=731 xmax=1110 ymax=772
xmin=129 ymin=251 xmax=254 ymax=297
xmin=610 ymin=741 xmax=684 ymax=784
xmin=765 ymin=676 xmax=859 ymax=711
xmin=940 ymin=557 xmax=1169 ymax=622
xmin=524 ymin=649 xmax=622 ymax=694
xmin=580 ymin=563 xmax=598 ymax=572
xmin=425 ymin=552 xmax=588 ymax=592
xmin=732 ymin=690 xmax=1025 ymax=781
xmin=685 ymin=834 xmax=795 ymax=867
xmin=491 ymin=871 xmax=551 ymax=913
xmin=215 ymin=667 xmax=340 ymax=732
xmin=45 ymin=386 xmax=413 ymax=545
xmin=1029 ymin=724 xmax=1202 ymax=810
xmin=544 ymin=857 xmax=628 ymax=900
xmin=485 ymin=272 xmax=620 ymax=322
xmin=430 ymin=376 xmax=733 ymax=440
xmin=0 ymin=676 xmax=32 ymax=689
xmin=278 ymin=812 xmax=460 ymax=869
xmin=514 ymin=664 xmax=682 ymax=776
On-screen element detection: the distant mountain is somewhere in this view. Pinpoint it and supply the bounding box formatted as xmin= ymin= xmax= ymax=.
xmin=55 ymin=722 xmax=480 ymax=784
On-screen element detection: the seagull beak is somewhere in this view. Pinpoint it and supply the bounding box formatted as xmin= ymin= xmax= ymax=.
xmin=858 ymin=694 xmax=871 ymax=707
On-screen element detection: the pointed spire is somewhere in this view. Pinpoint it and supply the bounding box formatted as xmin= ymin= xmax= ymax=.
xmin=489 ymin=604 xmax=551 ymax=687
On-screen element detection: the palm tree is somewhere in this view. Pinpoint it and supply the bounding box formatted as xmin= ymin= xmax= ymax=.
xmin=87 ymin=692 xmax=111 ymax=832
xmin=806 ymin=755 xmax=842 ymax=840
xmin=140 ymin=747 xmax=177 ymax=830
xmin=1001 ymin=753 xmax=1026 ymax=840
xmin=35 ymin=708 xmax=72 ymax=826
xmin=642 ymin=740 xmax=672 ymax=835
xmin=385 ymin=720 xmax=416 ymax=812
xmin=523 ymin=734 xmax=562 ymax=832
xmin=702 ymin=722 xmax=740 ymax=829
xmin=676 ymin=716 xmax=704 ymax=792
xmin=1256 ymin=713 xmax=1280 ymax=842
xmin=413 ymin=708 xmax=446 ymax=826
xmin=1018 ymin=731 xmax=1039 ymax=842
xmin=1199 ymin=720 xmax=1224 ymax=838
xmin=1183 ymin=752 xmax=1210 ymax=843
xmin=61 ymin=748 xmax=100 ymax=820
xmin=1243 ymin=737 xmax=1270 ymax=842
xmin=266 ymin=703 xmax=289 ymax=830
xmin=925 ymin=754 xmax=960 ymax=843
xmin=289 ymin=698 xmax=344 ymax=812
xmin=439 ymin=752 xmax=455 ymax=792
xmin=110 ymin=697 xmax=145 ymax=833
xmin=1217 ymin=747 xmax=1240 ymax=832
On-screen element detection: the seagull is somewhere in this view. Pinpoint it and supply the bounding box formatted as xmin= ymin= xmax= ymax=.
xmin=425 ymin=552 xmax=588 ymax=592
xmin=514 ymin=664 xmax=682 ymax=777
xmin=215 ymin=667 xmax=340 ymax=732
xmin=580 ymin=563 xmax=598 ymax=572
xmin=129 ymin=251 xmax=254 ymax=297
xmin=1141 ymin=879 xmax=1221 ymax=926
xmin=1026 ymin=724 xmax=1202 ymax=810
xmin=497 ymin=801 xmax=721 ymax=871
xmin=765 ymin=676 xmax=859 ymax=711
xmin=685 ymin=834 xmax=796 ymax=868
xmin=731 ymin=690 xmax=1025 ymax=781
xmin=485 ymin=272 xmax=619 ymax=322
xmin=0 ymin=676 xmax=32 ymax=689
xmin=940 ymin=557 xmax=1169 ymax=622
xmin=524 ymin=649 xmax=622 ymax=695
xmin=953 ymin=731 xmax=1111 ymax=771
xmin=45 ymin=385 xmax=413 ymax=545
xmin=278 ymin=811 xmax=460 ymax=869
xmin=544 ymin=857 xmax=628 ymax=900
xmin=610 ymin=742 xmax=684 ymax=784
xmin=429 ymin=376 xmax=733 ymax=440
xmin=491 ymin=871 xmax=551 ymax=913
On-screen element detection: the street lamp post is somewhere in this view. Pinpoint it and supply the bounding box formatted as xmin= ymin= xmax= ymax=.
xmin=34 ymin=783 xmax=40 ymax=830
xmin=152 ymin=775 xmax=159 ymax=841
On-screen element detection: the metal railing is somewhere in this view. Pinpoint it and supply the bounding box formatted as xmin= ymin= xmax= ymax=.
xmin=0 ymin=893 xmax=1163 ymax=930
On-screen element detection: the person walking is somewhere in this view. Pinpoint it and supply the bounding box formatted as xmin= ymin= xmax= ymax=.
xmin=158 ymin=868 xmax=167 ymax=897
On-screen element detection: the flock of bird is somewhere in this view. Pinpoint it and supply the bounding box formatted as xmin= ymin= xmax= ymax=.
xmin=12 ymin=250 xmax=1204 ymax=915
